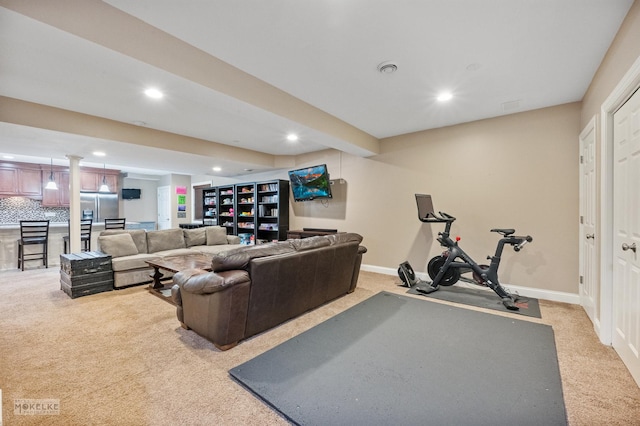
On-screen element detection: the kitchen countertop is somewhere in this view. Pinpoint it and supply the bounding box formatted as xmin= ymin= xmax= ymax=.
xmin=0 ymin=223 xmax=72 ymax=230
xmin=0 ymin=222 xmax=143 ymax=230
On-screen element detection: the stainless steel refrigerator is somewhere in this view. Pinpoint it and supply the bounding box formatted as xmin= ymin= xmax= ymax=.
xmin=80 ymin=192 xmax=119 ymax=223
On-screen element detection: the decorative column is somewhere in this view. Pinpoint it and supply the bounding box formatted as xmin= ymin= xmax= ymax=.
xmin=66 ymin=155 xmax=83 ymax=253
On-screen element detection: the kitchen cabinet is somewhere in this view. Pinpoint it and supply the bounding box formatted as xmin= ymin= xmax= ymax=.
xmin=80 ymin=169 xmax=119 ymax=193
xmin=42 ymin=170 xmax=70 ymax=206
xmin=0 ymin=162 xmax=42 ymax=198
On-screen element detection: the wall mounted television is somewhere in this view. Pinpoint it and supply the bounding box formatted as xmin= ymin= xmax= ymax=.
xmin=288 ymin=164 xmax=332 ymax=202
xmin=122 ymin=188 xmax=141 ymax=200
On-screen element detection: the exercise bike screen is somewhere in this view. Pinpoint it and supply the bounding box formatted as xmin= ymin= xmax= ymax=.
xmin=415 ymin=194 xmax=435 ymax=220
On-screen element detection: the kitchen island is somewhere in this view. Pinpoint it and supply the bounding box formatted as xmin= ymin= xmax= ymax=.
xmin=0 ymin=221 xmax=156 ymax=271
xmin=0 ymin=223 xmax=103 ymax=271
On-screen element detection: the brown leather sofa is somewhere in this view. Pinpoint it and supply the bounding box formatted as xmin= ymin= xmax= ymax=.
xmin=171 ymin=233 xmax=367 ymax=350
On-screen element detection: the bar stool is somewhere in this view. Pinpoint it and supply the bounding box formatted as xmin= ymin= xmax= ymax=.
xmin=18 ymin=220 xmax=50 ymax=271
xmin=104 ymin=218 xmax=126 ymax=230
xmin=63 ymin=219 xmax=93 ymax=254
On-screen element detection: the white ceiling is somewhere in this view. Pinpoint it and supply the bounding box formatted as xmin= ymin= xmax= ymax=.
xmin=0 ymin=0 xmax=634 ymax=177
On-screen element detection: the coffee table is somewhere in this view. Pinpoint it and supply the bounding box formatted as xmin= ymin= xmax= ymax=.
xmin=145 ymin=254 xmax=212 ymax=303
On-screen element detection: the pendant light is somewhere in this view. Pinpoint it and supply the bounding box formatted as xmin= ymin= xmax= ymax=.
xmin=98 ymin=164 xmax=109 ymax=192
xmin=45 ymin=158 xmax=58 ymax=190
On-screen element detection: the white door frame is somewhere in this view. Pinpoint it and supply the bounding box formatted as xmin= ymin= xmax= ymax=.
xmin=598 ymin=55 xmax=640 ymax=345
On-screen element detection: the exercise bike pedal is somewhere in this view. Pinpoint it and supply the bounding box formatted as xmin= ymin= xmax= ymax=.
xmin=414 ymin=280 xmax=439 ymax=294
xmin=501 ymin=297 xmax=520 ymax=311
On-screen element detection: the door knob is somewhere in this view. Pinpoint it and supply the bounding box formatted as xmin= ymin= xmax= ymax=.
xmin=622 ymin=243 xmax=637 ymax=253
xmin=586 ymin=234 xmax=595 ymax=239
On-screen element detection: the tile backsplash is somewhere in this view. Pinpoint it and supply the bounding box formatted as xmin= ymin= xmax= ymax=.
xmin=0 ymin=197 xmax=69 ymax=224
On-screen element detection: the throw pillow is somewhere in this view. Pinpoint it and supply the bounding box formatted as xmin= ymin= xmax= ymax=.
xmin=183 ymin=228 xmax=206 ymax=247
xmin=206 ymin=226 xmax=228 ymax=246
xmin=98 ymin=233 xmax=139 ymax=258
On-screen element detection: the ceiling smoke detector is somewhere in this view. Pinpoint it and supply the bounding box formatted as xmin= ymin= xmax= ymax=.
xmin=377 ymin=61 xmax=398 ymax=74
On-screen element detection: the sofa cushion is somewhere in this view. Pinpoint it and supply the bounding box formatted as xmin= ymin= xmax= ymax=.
xmin=98 ymin=233 xmax=139 ymax=258
xmin=226 ymin=235 xmax=241 ymax=245
xmin=147 ymin=228 xmax=186 ymax=253
xmin=153 ymin=248 xmax=195 ymax=258
xmin=205 ymin=226 xmax=228 ymax=245
xmin=100 ymin=229 xmax=148 ymax=253
xmin=111 ymin=253 xmax=161 ymax=272
xmin=183 ymin=228 xmax=206 ymax=247
xmin=327 ymin=232 xmax=363 ymax=245
xmin=190 ymin=245 xmax=239 ymax=255
xmin=210 ymin=241 xmax=295 ymax=272
xmin=175 ymin=269 xmax=250 ymax=295
xmin=289 ymin=236 xmax=332 ymax=251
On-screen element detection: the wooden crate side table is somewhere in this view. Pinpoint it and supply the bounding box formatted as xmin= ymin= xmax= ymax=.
xmin=60 ymin=251 xmax=113 ymax=298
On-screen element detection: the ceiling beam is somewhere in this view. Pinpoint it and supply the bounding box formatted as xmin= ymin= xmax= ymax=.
xmin=0 ymin=0 xmax=380 ymax=157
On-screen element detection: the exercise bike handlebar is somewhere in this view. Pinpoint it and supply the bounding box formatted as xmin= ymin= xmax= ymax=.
xmin=419 ymin=211 xmax=456 ymax=223
xmin=513 ymin=235 xmax=533 ymax=252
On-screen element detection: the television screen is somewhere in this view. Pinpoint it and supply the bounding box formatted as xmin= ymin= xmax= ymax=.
xmin=122 ymin=188 xmax=141 ymax=200
xmin=288 ymin=164 xmax=332 ymax=202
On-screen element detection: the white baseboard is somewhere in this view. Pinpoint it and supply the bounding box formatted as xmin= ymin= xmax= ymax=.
xmin=361 ymin=264 xmax=580 ymax=305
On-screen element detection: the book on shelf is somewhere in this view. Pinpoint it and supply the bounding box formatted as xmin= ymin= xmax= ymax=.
xmin=259 ymin=183 xmax=279 ymax=192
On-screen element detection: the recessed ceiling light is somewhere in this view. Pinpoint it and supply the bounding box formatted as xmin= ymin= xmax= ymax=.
xmin=212 ymin=166 xmax=221 ymax=172
xmin=144 ymin=88 xmax=164 ymax=99
xmin=437 ymin=92 xmax=453 ymax=102
xmin=3 ymin=155 xmax=14 ymax=159
xmin=286 ymin=133 xmax=299 ymax=142
xmin=93 ymin=151 xmax=106 ymax=157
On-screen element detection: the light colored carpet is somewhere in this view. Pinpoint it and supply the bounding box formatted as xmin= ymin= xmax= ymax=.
xmin=0 ymin=268 xmax=638 ymax=425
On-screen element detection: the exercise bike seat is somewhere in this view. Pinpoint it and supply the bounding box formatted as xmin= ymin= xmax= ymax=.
xmin=490 ymin=228 xmax=515 ymax=236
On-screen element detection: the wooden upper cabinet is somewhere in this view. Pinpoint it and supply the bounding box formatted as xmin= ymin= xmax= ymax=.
xmin=0 ymin=168 xmax=18 ymax=194
xmin=42 ymin=169 xmax=69 ymax=207
xmin=79 ymin=171 xmax=100 ymax=191
xmin=0 ymin=162 xmax=42 ymax=198
xmin=0 ymin=161 xmax=119 ymax=200
xmin=19 ymin=168 xmax=44 ymax=197
xmin=80 ymin=168 xmax=119 ymax=193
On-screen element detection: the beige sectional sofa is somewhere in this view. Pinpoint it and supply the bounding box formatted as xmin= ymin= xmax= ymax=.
xmin=98 ymin=226 xmax=240 ymax=288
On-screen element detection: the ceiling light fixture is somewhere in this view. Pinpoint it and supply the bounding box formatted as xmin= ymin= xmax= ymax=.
xmin=377 ymin=61 xmax=398 ymax=74
xmin=98 ymin=164 xmax=110 ymax=192
xmin=93 ymin=151 xmax=106 ymax=157
xmin=437 ymin=92 xmax=453 ymax=102
xmin=286 ymin=133 xmax=299 ymax=142
xmin=212 ymin=166 xmax=221 ymax=172
xmin=45 ymin=158 xmax=58 ymax=190
xmin=144 ymin=88 xmax=164 ymax=99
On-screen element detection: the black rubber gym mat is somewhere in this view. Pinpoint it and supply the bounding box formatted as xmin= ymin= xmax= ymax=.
xmin=230 ymin=291 xmax=566 ymax=426
xmin=407 ymin=283 xmax=542 ymax=318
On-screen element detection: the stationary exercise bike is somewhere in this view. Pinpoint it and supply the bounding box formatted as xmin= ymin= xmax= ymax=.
xmin=408 ymin=195 xmax=532 ymax=311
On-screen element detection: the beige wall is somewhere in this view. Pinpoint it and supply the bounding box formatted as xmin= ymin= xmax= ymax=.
xmin=121 ymin=177 xmax=159 ymax=223
xmin=234 ymin=103 xmax=581 ymax=294
xmin=582 ymin=0 xmax=640 ymax=128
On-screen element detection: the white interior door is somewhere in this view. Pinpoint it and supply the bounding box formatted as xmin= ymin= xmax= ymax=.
xmin=612 ymin=87 xmax=640 ymax=386
xmin=157 ymin=185 xmax=171 ymax=230
xmin=579 ymin=117 xmax=598 ymax=324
